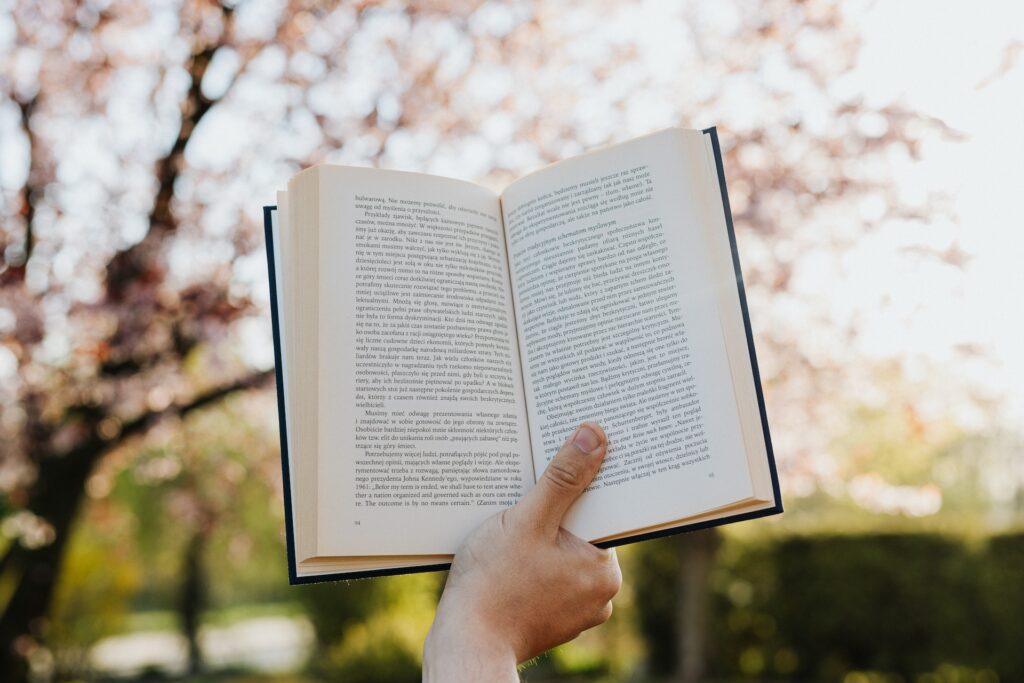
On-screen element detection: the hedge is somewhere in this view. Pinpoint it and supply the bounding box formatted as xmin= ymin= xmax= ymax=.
xmin=635 ymin=531 xmax=1024 ymax=681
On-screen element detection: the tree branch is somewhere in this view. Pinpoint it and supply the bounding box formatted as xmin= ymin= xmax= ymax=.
xmin=115 ymin=367 xmax=275 ymax=446
xmin=104 ymin=1 xmax=240 ymax=301
xmin=2 ymin=92 xmax=41 ymax=282
xmin=150 ymin=5 xmax=235 ymax=233
xmin=40 ymin=368 xmax=275 ymax=486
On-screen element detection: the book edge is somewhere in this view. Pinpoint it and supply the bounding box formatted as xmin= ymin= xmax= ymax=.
xmin=263 ymin=206 xmax=301 ymax=584
xmin=289 ymin=561 xmax=454 ymax=585
xmin=701 ymin=127 xmax=784 ymax=514
xmin=593 ymin=504 xmax=781 ymax=549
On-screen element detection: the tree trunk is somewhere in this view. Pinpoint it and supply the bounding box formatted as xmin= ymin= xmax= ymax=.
xmin=675 ymin=528 xmax=721 ymax=683
xmin=179 ymin=531 xmax=206 ymax=675
xmin=0 ymin=374 xmax=270 ymax=683
xmin=0 ymin=443 xmax=100 ymax=683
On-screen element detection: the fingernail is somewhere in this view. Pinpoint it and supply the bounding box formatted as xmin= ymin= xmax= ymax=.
xmin=572 ymin=424 xmax=602 ymax=454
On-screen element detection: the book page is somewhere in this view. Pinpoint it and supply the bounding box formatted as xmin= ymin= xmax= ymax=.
xmin=309 ymin=168 xmax=533 ymax=556
xmin=501 ymin=129 xmax=755 ymax=540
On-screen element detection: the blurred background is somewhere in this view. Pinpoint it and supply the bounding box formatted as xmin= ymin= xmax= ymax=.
xmin=1 ymin=0 xmax=1023 ymax=681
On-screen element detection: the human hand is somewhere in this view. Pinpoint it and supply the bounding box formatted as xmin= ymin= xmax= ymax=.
xmin=423 ymin=422 xmax=621 ymax=682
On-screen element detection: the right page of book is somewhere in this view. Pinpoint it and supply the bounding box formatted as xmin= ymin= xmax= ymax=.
xmin=501 ymin=128 xmax=757 ymax=541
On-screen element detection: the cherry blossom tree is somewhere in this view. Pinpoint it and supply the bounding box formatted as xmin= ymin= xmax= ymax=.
xmin=0 ymin=1 xmax=979 ymax=680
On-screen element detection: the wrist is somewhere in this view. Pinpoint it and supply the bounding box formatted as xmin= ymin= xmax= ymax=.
xmin=424 ymin=595 xmax=518 ymax=682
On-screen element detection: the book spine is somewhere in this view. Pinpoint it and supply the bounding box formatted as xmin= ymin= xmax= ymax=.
xmin=263 ymin=206 xmax=300 ymax=584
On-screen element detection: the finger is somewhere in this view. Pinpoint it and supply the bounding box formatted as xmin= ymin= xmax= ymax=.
xmin=592 ymin=601 xmax=614 ymax=627
xmin=517 ymin=422 xmax=607 ymax=534
xmin=600 ymin=548 xmax=623 ymax=600
xmin=579 ymin=543 xmax=622 ymax=597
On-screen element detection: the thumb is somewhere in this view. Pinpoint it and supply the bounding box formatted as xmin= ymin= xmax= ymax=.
xmin=517 ymin=422 xmax=608 ymax=535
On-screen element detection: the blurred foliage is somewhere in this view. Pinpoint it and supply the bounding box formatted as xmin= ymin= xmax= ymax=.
xmin=41 ymin=393 xmax=1023 ymax=681
xmin=755 ymin=534 xmax=986 ymax=678
xmin=44 ymin=398 xmax=289 ymax=668
xmin=297 ymin=572 xmax=438 ymax=682
xmin=318 ymin=621 xmax=420 ymax=683
xmin=116 ymin=395 xmax=289 ymax=609
xmin=296 ymin=580 xmax=393 ymax=650
xmin=47 ymin=518 xmax=141 ymax=675
xmin=633 ymin=537 xmax=681 ymax=677
xmin=778 ymin=401 xmax=1024 ymax=532
xmin=635 ymin=531 xmax=1024 ymax=681
xmin=978 ymin=533 xmax=1024 ymax=681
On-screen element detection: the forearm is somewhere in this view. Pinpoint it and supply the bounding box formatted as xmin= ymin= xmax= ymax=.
xmin=423 ymin=609 xmax=519 ymax=683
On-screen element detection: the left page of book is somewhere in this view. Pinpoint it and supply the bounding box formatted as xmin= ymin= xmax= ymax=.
xmin=288 ymin=167 xmax=534 ymax=557
xmin=272 ymin=202 xmax=451 ymax=579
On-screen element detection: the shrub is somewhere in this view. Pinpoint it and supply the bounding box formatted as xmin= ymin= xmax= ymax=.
xmin=636 ymin=531 xmax=1023 ymax=680
xmin=979 ymin=532 xmax=1024 ymax=680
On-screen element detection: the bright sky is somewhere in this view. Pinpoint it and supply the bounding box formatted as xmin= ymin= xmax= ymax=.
xmin=835 ymin=1 xmax=1024 ymax=425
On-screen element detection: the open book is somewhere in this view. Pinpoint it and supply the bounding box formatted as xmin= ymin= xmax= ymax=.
xmin=264 ymin=127 xmax=781 ymax=583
